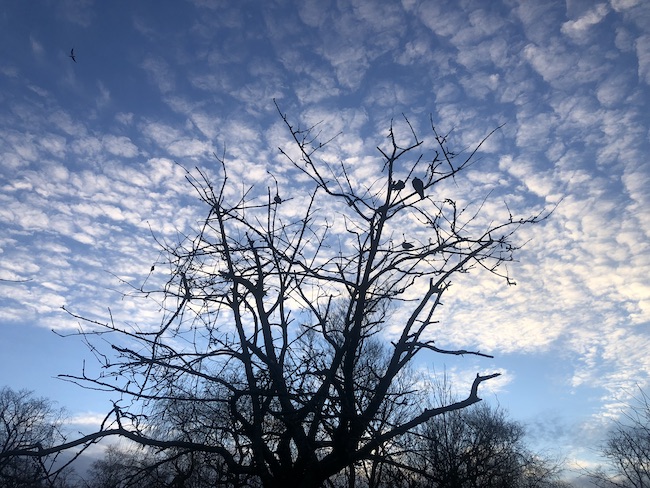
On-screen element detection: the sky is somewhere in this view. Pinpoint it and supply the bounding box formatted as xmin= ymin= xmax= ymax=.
xmin=0 ymin=0 xmax=649 ymax=480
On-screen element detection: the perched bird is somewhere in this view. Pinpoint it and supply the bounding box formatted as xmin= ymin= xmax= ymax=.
xmin=412 ymin=177 xmax=424 ymax=199
xmin=150 ymin=265 xmax=155 ymax=273
xmin=391 ymin=180 xmax=405 ymax=191
xmin=401 ymin=233 xmax=414 ymax=250
xmin=69 ymin=48 xmax=76 ymax=63
xmin=274 ymin=194 xmax=282 ymax=204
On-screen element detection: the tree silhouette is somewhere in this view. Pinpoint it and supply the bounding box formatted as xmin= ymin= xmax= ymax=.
xmin=2 ymin=106 xmax=548 ymax=487
xmin=589 ymin=387 xmax=650 ymax=488
xmin=0 ymin=387 xmax=73 ymax=488
xmin=408 ymin=402 xmax=566 ymax=487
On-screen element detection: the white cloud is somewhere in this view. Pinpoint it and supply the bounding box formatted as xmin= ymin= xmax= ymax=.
xmin=596 ymin=72 xmax=633 ymax=106
xmin=69 ymin=136 xmax=101 ymax=158
xmin=141 ymin=57 xmax=175 ymax=94
xmin=395 ymin=38 xmax=433 ymax=65
xmin=297 ymin=0 xmax=331 ymax=28
xmin=322 ymin=44 xmax=370 ymax=90
xmin=523 ymin=41 xmax=576 ymax=85
xmin=69 ymin=412 xmax=111 ymax=427
xmin=561 ymin=4 xmax=610 ymax=43
xmin=102 ymin=135 xmax=139 ymax=158
xmin=614 ymin=25 xmax=636 ymax=52
xmin=96 ymin=81 xmax=111 ymax=110
xmin=115 ymin=112 xmax=134 ymax=125
xmin=48 ymin=110 xmax=87 ymax=137
xmin=167 ymin=138 xmax=213 ymax=158
xmin=635 ymin=34 xmax=650 ymax=85
xmin=513 ymin=0 xmax=562 ymax=44
xmin=38 ymin=134 xmax=67 ymax=158
xmin=146 ymin=157 xmax=185 ymax=185
xmin=610 ymin=0 xmax=643 ymax=12
xmin=417 ymin=2 xmax=465 ymax=39
xmin=30 ymin=36 xmax=45 ymax=57
xmin=27 ymin=84 xmax=49 ymax=98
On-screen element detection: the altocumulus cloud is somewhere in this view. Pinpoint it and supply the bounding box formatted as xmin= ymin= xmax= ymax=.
xmin=0 ymin=0 xmax=648 ymax=472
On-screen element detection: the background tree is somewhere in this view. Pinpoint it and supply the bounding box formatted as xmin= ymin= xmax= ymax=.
xmin=589 ymin=387 xmax=650 ymax=488
xmin=5 ymin=108 xmax=548 ymax=487
xmin=334 ymin=378 xmax=568 ymax=488
xmin=408 ymin=402 xmax=567 ymax=488
xmin=83 ymin=401 xmax=570 ymax=488
xmin=82 ymin=445 xmax=149 ymax=488
xmin=82 ymin=442 xmax=238 ymax=488
xmin=81 ymin=444 xmax=198 ymax=488
xmin=0 ymin=387 xmax=73 ymax=488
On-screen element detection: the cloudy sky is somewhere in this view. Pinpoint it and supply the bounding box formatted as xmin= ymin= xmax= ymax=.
xmin=1 ymin=0 xmax=649 ymax=477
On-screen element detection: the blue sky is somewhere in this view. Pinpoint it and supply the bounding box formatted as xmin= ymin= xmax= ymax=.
xmin=1 ymin=0 xmax=649 ymax=478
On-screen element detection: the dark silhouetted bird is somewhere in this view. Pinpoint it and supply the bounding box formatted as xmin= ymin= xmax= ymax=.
xmin=401 ymin=234 xmax=414 ymax=250
xmin=69 ymin=48 xmax=76 ymax=63
xmin=391 ymin=180 xmax=405 ymax=191
xmin=412 ymin=177 xmax=424 ymax=199
xmin=274 ymin=194 xmax=282 ymax=204
xmin=150 ymin=265 xmax=155 ymax=273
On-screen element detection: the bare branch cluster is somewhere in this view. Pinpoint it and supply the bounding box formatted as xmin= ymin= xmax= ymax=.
xmin=2 ymin=109 xmax=548 ymax=487
xmin=588 ymin=387 xmax=650 ymax=488
xmin=0 ymin=387 xmax=73 ymax=487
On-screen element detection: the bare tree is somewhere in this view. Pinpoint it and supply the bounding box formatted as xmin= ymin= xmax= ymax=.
xmin=82 ymin=445 xmax=146 ymax=488
xmin=589 ymin=387 xmax=650 ymax=488
xmin=2 ymin=107 xmax=548 ymax=487
xmin=337 ymin=377 xmax=568 ymax=488
xmin=0 ymin=387 xmax=73 ymax=488
xmin=81 ymin=444 xmax=195 ymax=488
xmin=409 ymin=402 xmax=567 ymax=488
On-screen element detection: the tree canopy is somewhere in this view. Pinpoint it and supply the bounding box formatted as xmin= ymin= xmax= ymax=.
xmin=2 ymin=107 xmax=548 ymax=487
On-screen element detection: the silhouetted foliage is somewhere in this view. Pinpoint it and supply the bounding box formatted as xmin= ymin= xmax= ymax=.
xmin=408 ymin=402 xmax=567 ymax=488
xmin=0 ymin=387 xmax=73 ymax=488
xmin=81 ymin=443 xmax=239 ymax=488
xmin=589 ymin=387 xmax=650 ymax=488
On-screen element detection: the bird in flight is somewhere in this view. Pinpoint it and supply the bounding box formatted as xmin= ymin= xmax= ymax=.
xmin=412 ymin=177 xmax=424 ymax=199
xmin=69 ymin=48 xmax=76 ymax=62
